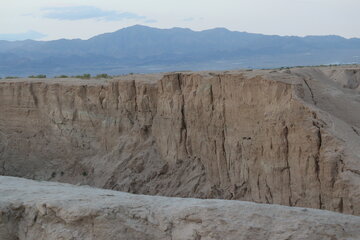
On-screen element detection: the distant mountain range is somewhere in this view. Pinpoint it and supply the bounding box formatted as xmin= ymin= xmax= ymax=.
xmin=1 ymin=25 xmax=360 ymax=77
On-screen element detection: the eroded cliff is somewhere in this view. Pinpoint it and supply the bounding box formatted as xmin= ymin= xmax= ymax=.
xmin=0 ymin=66 xmax=359 ymax=215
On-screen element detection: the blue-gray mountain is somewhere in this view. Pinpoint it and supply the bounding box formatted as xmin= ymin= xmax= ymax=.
xmin=1 ymin=25 xmax=360 ymax=77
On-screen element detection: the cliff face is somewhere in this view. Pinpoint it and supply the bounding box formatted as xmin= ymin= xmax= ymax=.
xmin=0 ymin=67 xmax=359 ymax=215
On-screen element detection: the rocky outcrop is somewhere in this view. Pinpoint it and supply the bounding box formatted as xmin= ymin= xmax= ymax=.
xmin=0 ymin=66 xmax=360 ymax=215
xmin=1 ymin=176 xmax=360 ymax=240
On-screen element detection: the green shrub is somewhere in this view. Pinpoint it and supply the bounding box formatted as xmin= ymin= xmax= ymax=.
xmin=5 ymin=76 xmax=19 ymax=79
xmin=73 ymin=74 xmax=91 ymax=79
xmin=28 ymin=74 xmax=46 ymax=78
xmin=95 ymin=73 xmax=112 ymax=79
xmin=82 ymin=74 xmax=91 ymax=79
xmin=55 ymin=75 xmax=69 ymax=78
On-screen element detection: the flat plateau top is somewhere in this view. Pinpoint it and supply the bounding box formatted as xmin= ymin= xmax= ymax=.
xmin=1 ymin=65 xmax=359 ymax=86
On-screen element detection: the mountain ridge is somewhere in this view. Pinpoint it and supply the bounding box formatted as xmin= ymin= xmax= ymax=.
xmin=0 ymin=25 xmax=359 ymax=77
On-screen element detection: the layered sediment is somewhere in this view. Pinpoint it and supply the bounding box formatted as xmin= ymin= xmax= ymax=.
xmin=0 ymin=66 xmax=359 ymax=215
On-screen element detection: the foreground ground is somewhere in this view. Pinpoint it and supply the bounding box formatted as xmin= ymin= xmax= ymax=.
xmin=1 ymin=176 xmax=360 ymax=240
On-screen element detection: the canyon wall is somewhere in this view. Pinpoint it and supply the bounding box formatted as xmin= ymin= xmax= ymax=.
xmin=0 ymin=67 xmax=359 ymax=215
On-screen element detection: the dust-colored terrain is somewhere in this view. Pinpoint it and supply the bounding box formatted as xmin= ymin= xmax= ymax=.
xmin=0 ymin=65 xmax=360 ymax=239
xmin=1 ymin=176 xmax=360 ymax=240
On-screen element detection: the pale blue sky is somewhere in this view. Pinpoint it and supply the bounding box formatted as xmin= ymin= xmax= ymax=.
xmin=0 ymin=0 xmax=359 ymax=40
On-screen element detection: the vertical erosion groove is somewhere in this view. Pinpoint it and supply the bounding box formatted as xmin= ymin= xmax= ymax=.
xmin=29 ymin=83 xmax=38 ymax=107
xmin=312 ymin=113 xmax=323 ymax=209
xmin=218 ymin=75 xmax=230 ymax=186
xmin=302 ymin=77 xmax=317 ymax=105
xmin=283 ymin=125 xmax=293 ymax=206
xmin=178 ymin=74 xmax=189 ymax=156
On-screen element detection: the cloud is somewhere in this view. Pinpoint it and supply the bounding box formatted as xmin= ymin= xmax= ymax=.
xmin=0 ymin=31 xmax=46 ymax=41
xmin=41 ymin=6 xmax=147 ymax=21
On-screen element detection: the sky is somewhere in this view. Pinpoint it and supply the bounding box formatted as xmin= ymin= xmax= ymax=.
xmin=0 ymin=0 xmax=359 ymax=41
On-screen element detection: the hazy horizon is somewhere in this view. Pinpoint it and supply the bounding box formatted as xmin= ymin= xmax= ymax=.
xmin=1 ymin=0 xmax=359 ymax=41
xmin=1 ymin=25 xmax=360 ymax=42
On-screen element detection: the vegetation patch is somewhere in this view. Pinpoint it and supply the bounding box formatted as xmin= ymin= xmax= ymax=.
xmin=28 ymin=74 xmax=46 ymax=78
xmin=73 ymin=74 xmax=91 ymax=79
xmin=54 ymin=75 xmax=69 ymax=78
xmin=95 ymin=73 xmax=112 ymax=79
